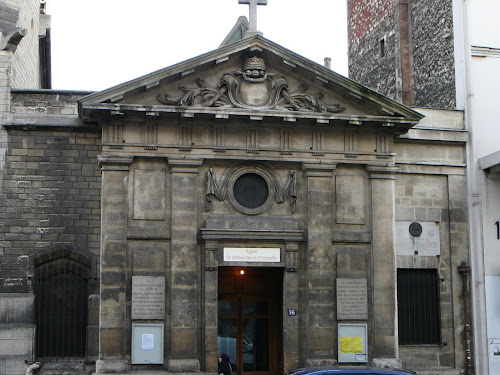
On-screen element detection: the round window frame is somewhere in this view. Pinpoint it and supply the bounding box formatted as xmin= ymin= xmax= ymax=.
xmin=227 ymin=168 xmax=275 ymax=215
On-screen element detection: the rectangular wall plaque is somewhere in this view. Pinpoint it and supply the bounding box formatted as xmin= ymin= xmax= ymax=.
xmin=337 ymin=278 xmax=368 ymax=320
xmin=223 ymin=248 xmax=280 ymax=263
xmin=132 ymin=276 xmax=165 ymax=320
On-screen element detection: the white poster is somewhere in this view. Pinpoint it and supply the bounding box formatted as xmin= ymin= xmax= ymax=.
xmin=142 ymin=334 xmax=154 ymax=351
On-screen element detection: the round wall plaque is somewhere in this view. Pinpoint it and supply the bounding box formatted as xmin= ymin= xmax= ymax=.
xmin=409 ymin=222 xmax=423 ymax=237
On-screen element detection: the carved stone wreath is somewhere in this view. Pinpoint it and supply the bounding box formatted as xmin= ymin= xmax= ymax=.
xmin=157 ymin=56 xmax=345 ymax=114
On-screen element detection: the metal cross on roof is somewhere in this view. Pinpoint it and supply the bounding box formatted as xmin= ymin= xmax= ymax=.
xmin=238 ymin=0 xmax=267 ymax=35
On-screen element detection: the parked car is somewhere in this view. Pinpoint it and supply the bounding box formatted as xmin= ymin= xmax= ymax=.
xmin=287 ymin=366 xmax=416 ymax=375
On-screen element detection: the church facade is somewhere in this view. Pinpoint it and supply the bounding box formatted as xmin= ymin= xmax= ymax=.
xmin=1 ymin=4 xmax=470 ymax=375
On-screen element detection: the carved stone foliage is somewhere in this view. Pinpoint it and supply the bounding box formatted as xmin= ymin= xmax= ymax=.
xmin=157 ymin=56 xmax=345 ymax=113
xmin=206 ymin=165 xmax=297 ymax=215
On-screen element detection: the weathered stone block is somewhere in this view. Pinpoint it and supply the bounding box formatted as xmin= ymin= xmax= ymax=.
xmin=132 ymin=248 xmax=165 ymax=271
xmin=170 ymin=328 xmax=197 ymax=357
xmin=336 ymin=175 xmax=366 ymax=224
xmin=0 ymin=293 xmax=34 ymax=324
xmin=99 ymin=328 xmax=125 ymax=356
xmin=168 ymin=359 xmax=200 ymax=372
xmin=308 ymin=328 xmax=334 ymax=355
xmin=96 ymin=359 xmax=128 ymax=373
xmin=133 ymin=169 xmax=166 ymax=220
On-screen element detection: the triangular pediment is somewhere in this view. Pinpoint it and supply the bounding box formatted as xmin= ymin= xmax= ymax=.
xmin=79 ymin=36 xmax=423 ymax=133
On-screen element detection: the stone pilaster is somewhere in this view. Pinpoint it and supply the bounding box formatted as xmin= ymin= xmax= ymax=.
xmin=366 ymin=165 xmax=400 ymax=363
xmin=283 ymin=242 xmax=300 ymax=372
xmin=168 ymin=159 xmax=203 ymax=371
xmin=302 ymin=163 xmax=337 ymax=364
xmin=203 ymin=240 xmax=219 ymax=372
xmin=96 ymin=155 xmax=133 ymax=374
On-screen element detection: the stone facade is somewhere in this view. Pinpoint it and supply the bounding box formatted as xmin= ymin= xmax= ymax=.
xmin=348 ymin=0 xmax=457 ymax=109
xmin=1 ymin=0 xmax=47 ymax=89
xmin=0 ymin=30 xmax=469 ymax=375
xmin=0 ymin=90 xmax=100 ymax=375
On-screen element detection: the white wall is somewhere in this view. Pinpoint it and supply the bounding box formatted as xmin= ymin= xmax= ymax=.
xmin=467 ymin=1 xmax=500 ymax=374
xmin=483 ymin=178 xmax=500 ymax=277
xmin=469 ymin=0 xmax=500 ymax=47
xmin=470 ymin=57 xmax=500 ymax=159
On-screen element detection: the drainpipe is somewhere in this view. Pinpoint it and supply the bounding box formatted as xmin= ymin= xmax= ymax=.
xmin=458 ymin=263 xmax=473 ymax=375
xmin=25 ymin=361 xmax=41 ymax=375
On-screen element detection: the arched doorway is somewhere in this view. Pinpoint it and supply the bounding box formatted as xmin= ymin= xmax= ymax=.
xmin=34 ymin=255 xmax=90 ymax=359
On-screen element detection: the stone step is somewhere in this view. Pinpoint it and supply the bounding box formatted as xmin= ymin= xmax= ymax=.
xmin=37 ymin=361 xmax=88 ymax=375
xmin=412 ymin=370 xmax=462 ymax=375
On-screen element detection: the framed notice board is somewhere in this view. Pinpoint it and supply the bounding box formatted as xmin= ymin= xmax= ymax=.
xmin=338 ymin=323 xmax=368 ymax=363
xmin=131 ymin=323 xmax=164 ymax=364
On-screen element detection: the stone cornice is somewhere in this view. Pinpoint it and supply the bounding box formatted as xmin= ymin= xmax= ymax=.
xmin=302 ymin=162 xmax=337 ymax=177
xmin=168 ymin=158 xmax=204 ymax=173
xmin=366 ymin=165 xmax=399 ymax=179
xmin=98 ymin=155 xmax=134 ymax=171
xmin=81 ymin=102 xmax=418 ymax=132
xmin=200 ymin=229 xmax=304 ymax=242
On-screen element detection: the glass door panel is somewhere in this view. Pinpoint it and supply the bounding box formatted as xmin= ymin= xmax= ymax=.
xmin=243 ymin=317 xmax=269 ymax=371
xmin=218 ymin=317 xmax=237 ymax=371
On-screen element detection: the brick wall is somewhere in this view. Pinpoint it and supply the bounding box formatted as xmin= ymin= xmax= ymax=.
xmin=348 ymin=0 xmax=393 ymax=45
xmin=0 ymin=91 xmax=101 ymax=293
xmin=348 ymin=0 xmax=400 ymax=102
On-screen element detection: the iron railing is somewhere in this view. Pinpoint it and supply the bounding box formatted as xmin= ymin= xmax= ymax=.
xmin=397 ymin=268 xmax=441 ymax=345
xmin=34 ymin=259 xmax=88 ymax=360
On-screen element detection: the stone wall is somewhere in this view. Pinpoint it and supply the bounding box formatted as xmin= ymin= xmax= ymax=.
xmin=348 ymin=0 xmax=400 ymax=102
xmin=348 ymin=0 xmax=457 ymax=109
xmin=0 ymin=90 xmax=100 ymax=375
xmin=3 ymin=0 xmax=42 ymax=89
xmin=411 ymin=0 xmax=456 ymax=109
xmin=394 ymin=108 xmax=468 ymax=372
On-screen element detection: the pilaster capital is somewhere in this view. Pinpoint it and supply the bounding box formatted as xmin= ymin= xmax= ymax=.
xmin=168 ymin=158 xmax=203 ymax=174
xmin=302 ymin=162 xmax=337 ymax=177
xmin=98 ymin=155 xmax=134 ymax=171
xmin=366 ymin=165 xmax=399 ymax=179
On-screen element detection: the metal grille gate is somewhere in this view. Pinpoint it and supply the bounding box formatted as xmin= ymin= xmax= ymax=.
xmin=397 ymin=268 xmax=441 ymax=345
xmin=35 ymin=258 xmax=89 ymax=360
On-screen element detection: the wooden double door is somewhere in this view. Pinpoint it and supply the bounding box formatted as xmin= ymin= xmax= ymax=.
xmin=218 ymin=267 xmax=283 ymax=375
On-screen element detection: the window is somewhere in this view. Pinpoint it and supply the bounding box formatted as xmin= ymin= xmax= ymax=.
xmin=233 ymin=173 xmax=269 ymax=209
xmin=397 ymin=269 xmax=441 ymax=345
xmin=380 ymin=38 xmax=385 ymax=57
xmin=35 ymin=256 xmax=89 ymax=359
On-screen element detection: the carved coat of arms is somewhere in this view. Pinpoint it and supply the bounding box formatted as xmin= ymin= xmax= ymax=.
xmin=157 ymin=56 xmax=345 ymax=113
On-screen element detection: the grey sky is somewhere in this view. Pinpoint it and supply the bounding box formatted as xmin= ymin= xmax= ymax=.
xmin=47 ymin=0 xmax=348 ymax=91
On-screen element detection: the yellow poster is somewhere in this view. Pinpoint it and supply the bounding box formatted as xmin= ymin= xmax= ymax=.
xmin=339 ymin=336 xmax=363 ymax=353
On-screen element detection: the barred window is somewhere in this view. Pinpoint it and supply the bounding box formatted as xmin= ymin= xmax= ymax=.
xmin=397 ymin=269 xmax=441 ymax=345
xmin=35 ymin=257 xmax=89 ymax=359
